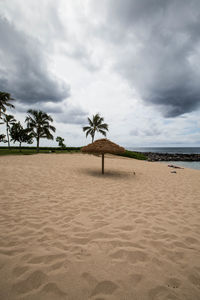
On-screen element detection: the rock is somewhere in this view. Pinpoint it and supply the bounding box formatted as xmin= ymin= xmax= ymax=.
xmin=141 ymin=152 xmax=200 ymax=162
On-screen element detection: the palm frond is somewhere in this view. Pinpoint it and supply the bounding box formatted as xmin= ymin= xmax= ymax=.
xmin=86 ymin=128 xmax=92 ymax=138
xmin=0 ymin=92 xmax=15 ymax=113
xmin=46 ymin=133 xmax=54 ymax=140
xmin=5 ymin=103 xmax=15 ymax=109
xmin=27 ymin=109 xmax=37 ymax=116
xmin=83 ymin=126 xmax=91 ymax=132
xmin=96 ymin=117 xmax=104 ymax=126
xmin=48 ymin=125 xmax=56 ymax=132
xmin=93 ymin=113 xmax=100 ymax=124
xmin=98 ymin=123 xmax=108 ymax=130
xmin=98 ymin=129 xmax=107 ymax=136
xmin=87 ymin=117 xmax=93 ymax=127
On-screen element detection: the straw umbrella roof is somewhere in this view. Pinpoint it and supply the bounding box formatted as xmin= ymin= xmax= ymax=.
xmin=81 ymin=138 xmax=125 ymax=155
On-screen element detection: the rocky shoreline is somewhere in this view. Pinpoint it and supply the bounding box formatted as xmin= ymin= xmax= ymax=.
xmin=137 ymin=152 xmax=200 ymax=162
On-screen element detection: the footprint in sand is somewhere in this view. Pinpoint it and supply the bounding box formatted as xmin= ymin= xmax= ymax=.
xmin=188 ymin=273 xmax=200 ymax=287
xmin=93 ymin=221 xmax=109 ymax=229
xmin=0 ymin=262 xmax=5 ymax=270
xmin=165 ymin=277 xmax=181 ymax=289
xmin=12 ymin=265 xmax=29 ymax=277
xmin=82 ymin=272 xmax=98 ymax=287
xmin=117 ymin=225 xmax=134 ymax=231
xmin=28 ymin=253 xmax=66 ymax=265
xmin=20 ymin=253 xmax=33 ymax=262
xmin=90 ymin=280 xmax=119 ymax=297
xmin=110 ymin=249 xmax=148 ymax=264
xmin=41 ymin=282 xmax=67 ymax=298
xmin=0 ymin=247 xmax=24 ymax=256
xmin=12 ymin=270 xmax=47 ymax=294
xmin=129 ymin=273 xmax=143 ymax=284
xmin=161 ymin=249 xmax=185 ymax=263
xmin=171 ymin=241 xmax=187 ymax=249
xmin=185 ymin=236 xmax=199 ymax=245
xmin=148 ymin=285 xmax=178 ymax=300
xmin=71 ymin=237 xmax=91 ymax=245
xmin=47 ymin=261 xmax=67 ymax=272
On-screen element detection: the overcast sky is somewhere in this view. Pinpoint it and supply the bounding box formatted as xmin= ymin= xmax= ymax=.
xmin=0 ymin=0 xmax=200 ymax=147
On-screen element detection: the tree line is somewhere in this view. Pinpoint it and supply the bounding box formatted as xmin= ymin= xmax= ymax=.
xmin=0 ymin=91 xmax=109 ymax=152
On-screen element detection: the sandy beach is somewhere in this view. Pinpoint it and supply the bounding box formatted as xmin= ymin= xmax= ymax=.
xmin=0 ymin=153 xmax=200 ymax=300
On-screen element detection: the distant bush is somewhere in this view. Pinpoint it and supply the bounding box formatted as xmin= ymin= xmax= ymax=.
xmin=117 ymin=150 xmax=147 ymax=160
xmin=56 ymin=136 xmax=66 ymax=149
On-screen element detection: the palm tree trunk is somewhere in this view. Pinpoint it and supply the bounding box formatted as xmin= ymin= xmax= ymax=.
xmin=6 ymin=126 xmax=10 ymax=149
xmin=19 ymin=142 xmax=22 ymax=152
xmin=37 ymin=137 xmax=39 ymax=153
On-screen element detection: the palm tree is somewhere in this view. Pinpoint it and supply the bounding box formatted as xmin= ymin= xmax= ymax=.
xmin=10 ymin=122 xmax=33 ymax=152
xmin=25 ymin=109 xmax=56 ymax=152
xmin=83 ymin=113 xmax=109 ymax=143
xmin=0 ymin=92 xmax=15 ymax=119
xmin=0 ymin=114 xmax=16 ymax=149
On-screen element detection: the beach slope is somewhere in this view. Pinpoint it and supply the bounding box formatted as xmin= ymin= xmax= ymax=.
xmin=0 ymin=153 xmax=200 ymax=299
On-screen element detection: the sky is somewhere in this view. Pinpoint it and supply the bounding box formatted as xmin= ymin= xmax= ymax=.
xmin=0 ymin=0 xmax=200 ymax=148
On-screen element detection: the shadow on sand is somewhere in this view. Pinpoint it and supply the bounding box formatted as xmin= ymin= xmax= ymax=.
xmin=79 ymin=168 xmax=135 ymax=179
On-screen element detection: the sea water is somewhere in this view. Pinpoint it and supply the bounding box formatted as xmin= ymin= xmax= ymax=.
xmin=128 ymin=147 xmax=200 ymax=170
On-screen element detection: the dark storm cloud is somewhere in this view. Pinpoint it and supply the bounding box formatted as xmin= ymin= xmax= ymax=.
xmin=0 ymin=17 xmax=70 ymax=105
xmin=54 ymin=106 xmax=88 ymax=125
xmin=55 ymin=104 xmax=88 ymax=125
xmin=15 ymin=102 xmax=63 ymax=114
xmin=56 ymin=114 xmax=87 ymax=125
xmin=15 ymin=101 xmax=88 ymax=125
xmin=94 ymin=0 xmax=200 ymax=117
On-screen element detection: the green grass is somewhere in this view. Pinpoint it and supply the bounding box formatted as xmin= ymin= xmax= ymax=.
xmin=0 ymin=147 xmax=81 ymax=156
xmin=117 ymin=150 xmax=147 ymax=160
xmin=0 ymin=149 xmax=36 ymax=155
xmin=0 ymin=147 xmax=147 ymax=160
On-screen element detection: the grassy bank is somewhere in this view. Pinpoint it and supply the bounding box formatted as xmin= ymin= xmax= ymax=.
xmin=117 ymin=150 xmax=147 ymax=160
xmin=0 ymin=147 xmax=81 ymax=156
xmin=0 ymin=147 xmax=147 ymax=160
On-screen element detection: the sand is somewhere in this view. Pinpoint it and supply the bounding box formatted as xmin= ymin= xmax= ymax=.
xmin=0 ymin=153 xmax=200 ymax=300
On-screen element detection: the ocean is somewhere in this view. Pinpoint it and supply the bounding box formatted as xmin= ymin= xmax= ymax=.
xmin=128 ymin=147 xmax=200 ymax=154
xmin=128 ymin=147 xmax=200 ymax=170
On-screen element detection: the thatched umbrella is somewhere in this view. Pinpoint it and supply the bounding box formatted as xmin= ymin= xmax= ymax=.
xmin=81 ymin=138 xmax=125 ymax=174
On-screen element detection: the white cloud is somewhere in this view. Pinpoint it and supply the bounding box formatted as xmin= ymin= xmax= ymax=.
xmin=0 ymin=0 xmax=200 ymax=148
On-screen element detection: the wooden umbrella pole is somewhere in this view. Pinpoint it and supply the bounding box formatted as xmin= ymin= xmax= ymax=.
xmin=102 ymin=153 xmax=104 ymax=174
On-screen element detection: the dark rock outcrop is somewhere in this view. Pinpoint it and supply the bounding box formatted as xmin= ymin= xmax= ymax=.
xmin=135 ymin=152 xmax=200 ymax=162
